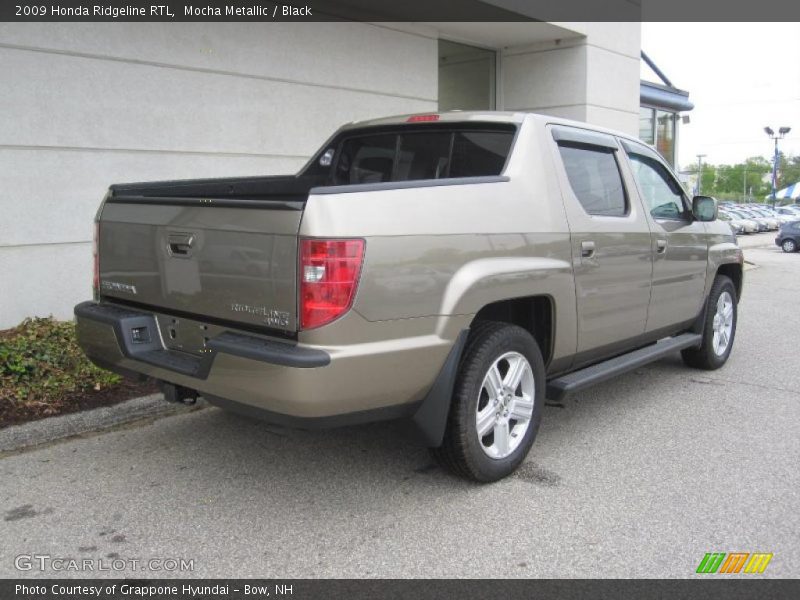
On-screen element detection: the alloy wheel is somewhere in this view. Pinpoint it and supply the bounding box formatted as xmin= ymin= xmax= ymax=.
xmin=712 ymin=291 xmax=734 ymax=356
xmin=475 ymin=352 xmax=535 ymax=459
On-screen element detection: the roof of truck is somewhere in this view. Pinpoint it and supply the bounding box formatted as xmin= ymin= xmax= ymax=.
xmin=345 ymin=111 xmax=528 ymax=128
xmin=344 ymin=110 xmax=640 ymax=143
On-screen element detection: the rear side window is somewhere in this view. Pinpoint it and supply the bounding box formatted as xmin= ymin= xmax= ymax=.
xmin=329 ymin=126 xmax=514 ymax=185
xmin=557 ymin=143 xmax=627 ymax=217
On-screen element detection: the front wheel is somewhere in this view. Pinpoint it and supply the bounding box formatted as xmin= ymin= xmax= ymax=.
xmin=782 ymin=239 xmax=797 ymax=253
xmin=681 ymin=276 xmax=737 ymax=370
xmin=431 ymin=321 xmax=545 ymax=482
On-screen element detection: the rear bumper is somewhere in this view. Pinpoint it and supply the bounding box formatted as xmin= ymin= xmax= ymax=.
xmin=74 ymin=301 xmax=329 ymax=377
xmin=74 ymin=301 xmax=452 ymax=425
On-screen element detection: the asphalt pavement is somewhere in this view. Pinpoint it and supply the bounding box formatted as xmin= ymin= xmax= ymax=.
xmin=1 ymin=240 xmax=798 ymax=578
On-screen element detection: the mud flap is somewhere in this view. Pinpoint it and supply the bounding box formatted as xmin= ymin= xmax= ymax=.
xmin=409 ymin=329 xmax=469 ymax=448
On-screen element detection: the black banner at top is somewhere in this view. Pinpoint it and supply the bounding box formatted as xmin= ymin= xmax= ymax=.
xmin=2 ymin=0 xmax=800 ymax=22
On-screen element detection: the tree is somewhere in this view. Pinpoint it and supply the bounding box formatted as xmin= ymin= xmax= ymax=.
xmin=778 ymin=153 xmax=800 ymax=190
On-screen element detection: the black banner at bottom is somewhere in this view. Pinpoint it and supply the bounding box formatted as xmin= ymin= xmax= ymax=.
xmin=2 ymin=579 xmax=799 ymax=600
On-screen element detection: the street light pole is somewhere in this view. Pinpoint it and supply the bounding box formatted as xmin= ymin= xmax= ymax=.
xmin=696 ymin=154 xmax=706 ymax=195
xmin=743 ymin=166 xmax=748 ymax=202
xmin=764 ymin=126 xmax=792 ymax=208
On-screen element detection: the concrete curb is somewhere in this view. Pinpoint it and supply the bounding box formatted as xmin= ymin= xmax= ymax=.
xmin=0 ymin=394 xmax=207 ymax=455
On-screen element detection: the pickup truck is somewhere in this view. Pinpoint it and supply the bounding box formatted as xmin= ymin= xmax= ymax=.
xmin=75 ymin=111 xmax=743 ymax=482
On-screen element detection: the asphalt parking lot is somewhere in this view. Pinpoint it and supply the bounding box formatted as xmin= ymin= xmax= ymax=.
xmin=1 ymin=239 xmax=798 ymax=579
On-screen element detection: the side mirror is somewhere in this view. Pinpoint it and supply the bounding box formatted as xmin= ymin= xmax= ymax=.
xmin=692 ymin=195 xmax=717 ymax=222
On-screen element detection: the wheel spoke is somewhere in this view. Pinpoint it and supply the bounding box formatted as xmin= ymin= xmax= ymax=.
xmin=504 ymin=356 xmax=526 ymax=391
xmin=485 ymin=365 xmax=504 ymax=400
xmin=719 ymin=330 xmax=728 ymax=349
xmin=493 ymin=420 xmax=510 ymax=456
xmin=510 ymin=395 xmax=534 ymax=421
xmin=476 ymin=407 xmax=496 ymax=437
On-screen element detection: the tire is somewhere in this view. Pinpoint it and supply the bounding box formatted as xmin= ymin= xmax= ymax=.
xmin=431 ymin=321 xmax=545 ymax=482
xmin=681 ymin=276 xmax=737 ymax=370
xmin=781 ymin=239 xmax=797 ymax=253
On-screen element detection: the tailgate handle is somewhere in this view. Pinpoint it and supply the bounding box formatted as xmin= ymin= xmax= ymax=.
xmin=167 ymin=234 xmax=194 ymax=257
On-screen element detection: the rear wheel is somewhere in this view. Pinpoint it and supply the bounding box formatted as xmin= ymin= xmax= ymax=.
xmin=782 ymin=239 xmax=797 ymax=253
xmin=432 ymin=321 xmax=545 ymax=482
xmin=681 ymin=276 xmax=737 ymax=370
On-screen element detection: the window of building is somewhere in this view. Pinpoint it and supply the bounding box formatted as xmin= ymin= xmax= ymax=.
xmin=655 ymin=110 xmax=676 ymax=167
xmin=639 ymin=106 xmax=679 ymax=167
xmin=438 ymin=40 xmax=496 ymax=111
xmin=639 ymin=107 xmax=655 ymax=145
xmin=557 ymin=143 xmax=627 ymax=217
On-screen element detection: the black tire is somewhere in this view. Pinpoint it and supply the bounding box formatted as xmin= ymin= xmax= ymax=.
xmin=431 ymin=321 xmax=545 ymax=482
xmin=781 ymin=239 xmax=797 ymax=253
xmin=681 ymin=276 xmax=737 ymax=370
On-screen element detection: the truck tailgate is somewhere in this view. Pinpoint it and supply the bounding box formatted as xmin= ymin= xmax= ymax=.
xmin=98 ymin=198 xmax=301 ymax=333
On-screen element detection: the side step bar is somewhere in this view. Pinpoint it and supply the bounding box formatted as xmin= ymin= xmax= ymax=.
xmin=546 ymin=333 xmax=702 ymax=401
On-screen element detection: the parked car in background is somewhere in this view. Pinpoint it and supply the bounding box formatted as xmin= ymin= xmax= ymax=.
xmin=761 ymin=207 xmax=794 ymax=225
xmin=749 ymin=208 xmax=780 ymax=230
xmin=721 ymin=209 xmax=758 ymax=234
xmin=776 ymin=221 xmax=800 ymax=253
xmin=776 ymin=206 xmax=800 ymax=219
xmin=736 ymin=209 xmax=770 ymax=231
xmin=717 ymin=211 xmax=745 ymax=235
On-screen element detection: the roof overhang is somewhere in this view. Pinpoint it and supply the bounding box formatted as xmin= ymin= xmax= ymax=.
xmin=640 ymin=80 xmax=694 ymax=113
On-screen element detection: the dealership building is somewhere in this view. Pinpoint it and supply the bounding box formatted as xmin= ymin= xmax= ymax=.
xmin=0 ymin=19 xmax=692 ymax=328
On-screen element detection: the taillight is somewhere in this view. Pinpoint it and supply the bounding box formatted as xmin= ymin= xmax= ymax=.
xmin=300 ymin=239 xmax=365 ymax=330
xmin=93 ymin=221 xmax=100 ymax=297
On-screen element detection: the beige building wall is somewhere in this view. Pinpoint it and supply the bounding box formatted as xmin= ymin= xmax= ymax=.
xmin=0 ymin=23 xmax=438 ymax=327
xmin=499 ymin=22 xmax=641 ymax=135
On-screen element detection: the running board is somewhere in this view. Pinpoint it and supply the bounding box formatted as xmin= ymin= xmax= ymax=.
xmin=546 ymin=333 xmax=702 ymax=401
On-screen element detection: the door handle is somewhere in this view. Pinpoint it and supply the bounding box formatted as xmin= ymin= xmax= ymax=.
xmin=167 ymin=233 xmax=195 ymax=258
xmin=656 ymin=239 xmax=668 ymax=254
xmin=580 ymin=240 xmax=596 ymax=258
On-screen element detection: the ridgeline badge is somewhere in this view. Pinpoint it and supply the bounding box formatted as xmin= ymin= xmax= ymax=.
xmin=230 ymin=303 xmax=290 ymax=328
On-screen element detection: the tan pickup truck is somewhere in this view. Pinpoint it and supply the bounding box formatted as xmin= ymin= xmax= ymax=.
xmin=75 ymin=111 xmax=743 ymax=481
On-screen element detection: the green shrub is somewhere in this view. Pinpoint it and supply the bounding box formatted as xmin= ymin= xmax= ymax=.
xmin=0 ymin=317 xmax=121 ymax=410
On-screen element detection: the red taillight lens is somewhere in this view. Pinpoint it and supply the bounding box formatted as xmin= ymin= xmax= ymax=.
xmin=406 ymin=114 xmax=439 ymax=123
xmin=300 ymin=238 xmax=365 ymax=330
xmin=93 ymin=222 xmax=100 ymax=296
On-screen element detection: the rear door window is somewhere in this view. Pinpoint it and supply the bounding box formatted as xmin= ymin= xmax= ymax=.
xmin=557 ymin=143 xmax=628 ymax=217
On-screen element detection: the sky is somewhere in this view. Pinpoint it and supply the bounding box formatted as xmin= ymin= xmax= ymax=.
xmin=641 ymin=23 xmax=800 ymax=170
